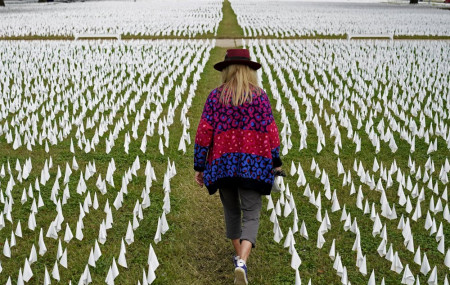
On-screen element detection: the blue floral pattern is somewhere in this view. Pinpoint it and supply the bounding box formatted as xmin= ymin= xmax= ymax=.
xmin=194 ymin=85 xmax=282 ymax=195
xmin=203 ymin=153 xmax=275 ymax=187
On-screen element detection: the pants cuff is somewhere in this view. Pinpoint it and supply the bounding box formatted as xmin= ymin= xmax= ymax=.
xmin=240 ymin=238 xmax=256 ymax=248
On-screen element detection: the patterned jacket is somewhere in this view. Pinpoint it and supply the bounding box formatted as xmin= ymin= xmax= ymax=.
xmin=194 ymin=85 xmax=282 ymax=195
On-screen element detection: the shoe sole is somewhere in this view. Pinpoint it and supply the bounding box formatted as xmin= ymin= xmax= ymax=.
xmin=234 ymin=267 xmax=248 ymax=285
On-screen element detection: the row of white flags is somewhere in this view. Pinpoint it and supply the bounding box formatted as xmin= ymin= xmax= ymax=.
xmin=243 ymin=39 xmax=449 ymax=283
xmin=265 ymin=155 xmax=449 ymax=284
xmin=1 ymin=156 xmax=176 ymax=284
xmin=0 ymin=40 xmax=214 ymax=157
xmin=0 ymin=39 xmax=214 ymax=283
xmin=230 ymin=0 xmax=450 ymax=37
xmin=0 ymin=0 xmax=223 ymax=37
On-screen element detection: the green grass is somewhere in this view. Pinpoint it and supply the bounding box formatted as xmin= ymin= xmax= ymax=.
xmin=0 ymin=2 xmax=449 ymax=285
xmin=150 ymin=46 xmax=234 ymax=284
xmin=216 ymin=0 xmax=244 ymax=38
xmin=3 ymin=34 xmax=450 ymax=41
xmin=394 ymin=35 xmax=450 ymax=40
xmin=243 ymin=41 xmax=450 ymax=284
xmin=0 ymin=42 xmax=215 ymax=284
xmin=1 ymin=0 xmax=450 ymax=41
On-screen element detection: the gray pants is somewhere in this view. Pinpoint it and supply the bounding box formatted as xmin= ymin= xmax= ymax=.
xmin=219 ymin=186 xmax=263 ymax=248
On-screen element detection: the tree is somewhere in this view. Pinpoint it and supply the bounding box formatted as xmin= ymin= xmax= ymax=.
xmin=0 ymin=0 xmax=5 ymax=7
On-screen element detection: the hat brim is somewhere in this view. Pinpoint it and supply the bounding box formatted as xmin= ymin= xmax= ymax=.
xmin=214 ymin=59 xmax=261 ymax=71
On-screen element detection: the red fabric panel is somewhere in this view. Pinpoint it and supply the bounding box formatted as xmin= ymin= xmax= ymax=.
xmin=210 ymin=128 xmax=272 ymax=161
xmin=267 ymin=120 xmax=281 ymax=149
xmin=195 ymin=118 xmax=213 ymax=147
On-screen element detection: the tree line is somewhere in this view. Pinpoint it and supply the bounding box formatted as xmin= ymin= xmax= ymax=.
xmin=1 ymin=0 xmax=50 ymax=6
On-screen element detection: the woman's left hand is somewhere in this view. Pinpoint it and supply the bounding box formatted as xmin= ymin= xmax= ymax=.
xmin=195 ymin=171 xmax=204 ymax=187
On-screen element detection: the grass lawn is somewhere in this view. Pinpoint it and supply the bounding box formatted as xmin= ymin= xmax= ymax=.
xmin=0 ymin=1 xmax=448 ymax=285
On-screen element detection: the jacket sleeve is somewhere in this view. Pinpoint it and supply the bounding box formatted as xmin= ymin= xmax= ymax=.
xmin=194 ymin=92 xmax=214 ymax=172
xmin=263 ymin=91 xmax=283 ymax=168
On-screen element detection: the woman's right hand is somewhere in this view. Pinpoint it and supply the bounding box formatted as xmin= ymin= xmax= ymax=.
xmin=195 ymin=171 xmax=204 ymax=188
xmin=273 ymin=167 xmax=286 ymax=177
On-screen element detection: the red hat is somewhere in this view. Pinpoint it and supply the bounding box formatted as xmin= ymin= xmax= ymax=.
xmin=214 ymin=49 xmax=261 ymax=71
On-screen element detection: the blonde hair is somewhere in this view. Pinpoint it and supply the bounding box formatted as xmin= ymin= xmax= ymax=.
xmin=220 ymin=64 xmax=262 ymax=106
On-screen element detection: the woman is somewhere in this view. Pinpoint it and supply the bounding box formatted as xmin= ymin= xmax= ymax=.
xmin=193 ymin=49 xmax=283 ymax=285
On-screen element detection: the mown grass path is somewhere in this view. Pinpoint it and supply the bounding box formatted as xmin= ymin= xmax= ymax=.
xmin=153 ymin=46 xmax=237 ymax=284
xmin=216 ymin=0 xmax=244 ymax=38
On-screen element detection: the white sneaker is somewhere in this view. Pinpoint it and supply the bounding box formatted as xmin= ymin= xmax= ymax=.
xmin=234 ymin=259 xmax=248 ymax=285
xmin=233 ymin=255 xmax=240 ymax=267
